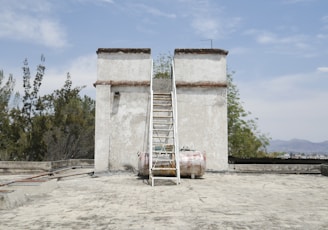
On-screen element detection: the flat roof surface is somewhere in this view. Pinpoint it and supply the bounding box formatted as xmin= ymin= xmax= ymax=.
xmin=1 ymin=171 xmax=327 ymax=229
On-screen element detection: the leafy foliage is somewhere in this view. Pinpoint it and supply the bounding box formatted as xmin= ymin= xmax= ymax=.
xmin=0 ymin=58 xmax=95 ymax=161
xmin=0 ymin=70 xmax=16 ymax=160
xmin=227 ymin=72 xmax=270 ymax=158
xmin=153 ymin=52 xmax=172 ymax=79
xmin=42 ymin=73 xmax=95 ymax=160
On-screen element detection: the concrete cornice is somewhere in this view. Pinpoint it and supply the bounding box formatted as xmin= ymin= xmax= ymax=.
xmin=174 ymin=48 xmax=228 ymax=56
xmin=96 ymin=48 xmax=151 ymax=54
xmin=176 ymin=81 xmax=227 ymax=88
xmin=93 ymin=80 xmax=150 ymax=87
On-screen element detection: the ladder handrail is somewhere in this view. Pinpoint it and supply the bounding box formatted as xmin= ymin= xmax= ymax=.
xmin=149 ymin=59 xmax=153 ymax=177
xmin=171 ymin=60 xmax=180 ymax=183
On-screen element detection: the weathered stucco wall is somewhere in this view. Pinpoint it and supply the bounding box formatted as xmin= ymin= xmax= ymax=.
xmin=108 ymin=86 xmax=149 ymax=170
xmin=95 ymin=48 xmax=228 ymax=173
xmin=97 ymin=49 xmax=151 ymax=82
xmin=95 ymin=49 xmax=151 ymax=173
xmin=174 ymin=49 xmax=228 ymax=84
xmin=174 ymin=49 xmax=228 ymax=171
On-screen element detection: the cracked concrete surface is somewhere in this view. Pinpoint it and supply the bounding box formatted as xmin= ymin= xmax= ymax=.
xmin=0 ymin=172 xmax=327 ymax=229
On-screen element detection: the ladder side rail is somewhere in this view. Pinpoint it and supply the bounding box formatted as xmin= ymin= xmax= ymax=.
xmin=149 ymin=59 xmax=154 ymax=178
xmin=171 ymin=60 xmax=180 ymax=183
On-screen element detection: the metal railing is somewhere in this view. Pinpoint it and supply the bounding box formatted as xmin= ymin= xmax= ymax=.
xmin=171 ymin=60 xmax=180 ymax=183
xmin=149 ymin=60 xmax=153 ymax=177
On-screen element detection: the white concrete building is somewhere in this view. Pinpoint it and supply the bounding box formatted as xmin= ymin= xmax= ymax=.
xmin=94 ymin=48 xmax=228 ymax=173
xmin=94 ymin=48 xmax=152 ymax=172
xmin=174 ymin=49 xmax=229 ymax=170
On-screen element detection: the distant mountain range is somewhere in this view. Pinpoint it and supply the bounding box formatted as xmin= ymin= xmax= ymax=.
xmin=268 ymin=139 xmax=328 ymax=154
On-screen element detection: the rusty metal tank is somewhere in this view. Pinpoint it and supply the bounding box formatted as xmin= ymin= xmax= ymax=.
xmin=138 ymin=150 xmax=206 ymax=178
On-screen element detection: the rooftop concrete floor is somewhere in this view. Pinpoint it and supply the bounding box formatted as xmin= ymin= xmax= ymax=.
xmin=0 ymin=170 xmax=327 ymax=230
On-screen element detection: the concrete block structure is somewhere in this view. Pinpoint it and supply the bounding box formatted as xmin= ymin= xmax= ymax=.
xmin=94 ymin=48 xmax=228 ymax=173
xmin=174 ymin=49 xmax=229 ymax=170
xmin=94 ymin=48 xmax=152 ymax=172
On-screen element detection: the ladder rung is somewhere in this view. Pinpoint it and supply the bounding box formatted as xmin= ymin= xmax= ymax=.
xmin=153 ymin=151 xmax=174 ymax=154
xmin=153 ymin=136 xmax=173 ymax=138
xmin=153 ymin=95 xmax=171 ymax=98
xmin=152 ymin=143 xmax=173 ymax=145
xmin=153 ymin=93 xmax=171 ymax=95
xmin=153 ymin=129 xmax=173 ymax=131
xmin=153 ymin=161 xmax=173 ymax=164
xmin=153 ymin=109 xmax=172 ymax=112
xmin=153 ymin=97 xmax=172 ymax=101
xmin=153 ymin=103 xmax=171 ymax=106
xmin=152 ymin=168 xmax=176 ymax=171
xmin=153 ymin=116 xmax=172 ymax=118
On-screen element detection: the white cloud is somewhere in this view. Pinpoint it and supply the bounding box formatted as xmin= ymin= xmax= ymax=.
xmin=256 ymin=32 xmax=307 ymax=46
xmin=99 ymin=0 xmax=114 ymax=3
xmin=181 ymin=0 xmax=241 ymax=39
xmin=0 ymin=1 xmax=68 ymax=48
xmin=228 ymin=47 xmax=250 ymax=55
xmin=244 ymin=29 xmax=317 ymax=57
xmin=75 ymin=0 xmax=114 ymax=5
xmin=128 ymin=3 xmax=176 ymax=19
xmin=317 ymin=67 xmax=328 ymax=73
xmin=41 ymin=54 xmax=97 ymax=97
xmin=237 ymin=71 xmax=328 ymax=142
xmin=322 ymin=15 xmax=328 ymax=23
xmin=282 ymin=0 xmax=316 ymax=4
xmin=191 ymin=18 xmax=220 ymax=39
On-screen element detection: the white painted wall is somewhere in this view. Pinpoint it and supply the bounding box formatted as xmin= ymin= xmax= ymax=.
xmin=97 ymin=52 xmax=151 ymax=82
xmin=176 ymin=88 xmax=228 ymax=170
xmin=174 ymin=53 xmax=227 ymax=83
xmin=109 ymin=86 xmax=150 ymax=170
xmin=174 ymin=50 xmax=228 ymax=170
xmin=95 ymin=85 xmax=111 ymax=172
xmin=95 ymin=50 xmax=151 ymax=173
xmin=95 ymin=48 xmax=228 ymax=172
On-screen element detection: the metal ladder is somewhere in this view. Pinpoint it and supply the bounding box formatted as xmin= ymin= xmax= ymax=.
xmin=149 ymin=92 xmax=180 ymax=186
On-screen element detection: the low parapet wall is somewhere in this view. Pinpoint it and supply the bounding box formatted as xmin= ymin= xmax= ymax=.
xmin=229 ymin=164 xmax=321 ymax=174
xmin=1 ymin=160 xmax=324 ymax=175
xmin=0 ymin=159 xmax=94 ymax=174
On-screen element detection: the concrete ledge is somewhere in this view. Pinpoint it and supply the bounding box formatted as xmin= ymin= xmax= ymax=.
xmin=0 ymin=161 xmax=51 ymax=174
xmin=174 ymin=48 xmax=228 ymax=55
xmin=229 ymin=164 xmax=321 ymax=174
xmin=97 ymin=48 xmax=151 ymax=54
xmin=176 ymin=81 xmax=227 ymax=88
xmin=321 ymin=164 xmax=328 ymax=176
xmin=0 ymin=159 xmax=94 ymax=174
xmin=51 ymin=159 xmax=94 ymax=170
xmin=93 ymin=80 xmax=150 ymax=87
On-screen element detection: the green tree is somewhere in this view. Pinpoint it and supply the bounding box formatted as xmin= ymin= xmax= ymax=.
xmin=153 ymin=52 xmax=172 ymax=78
xmin=0 ymin=70 xmax=16 ymax=160
xmin=0 ymin=58 xmax=95 ymax=161
xmin=227 ymin=72 xmax=270 ymax=158
xmin=43 ymin=73 xmax=95 ymax=160
xmin=7 ymin=56 xmax=47 ymax=160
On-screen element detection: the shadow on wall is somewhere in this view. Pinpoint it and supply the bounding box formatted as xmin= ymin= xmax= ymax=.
xmin=111 ymin=91 xmax=120 ymax=115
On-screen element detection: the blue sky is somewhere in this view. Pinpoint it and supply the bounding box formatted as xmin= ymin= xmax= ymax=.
xmin=0 ymin=0 xmax=328 ymax=142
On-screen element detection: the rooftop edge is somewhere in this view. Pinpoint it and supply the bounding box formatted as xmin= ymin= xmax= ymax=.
xmin=97 ymin=48 xmax=151 ymax=54
xmin=174 ymin=48 xmax=228 ymax=55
